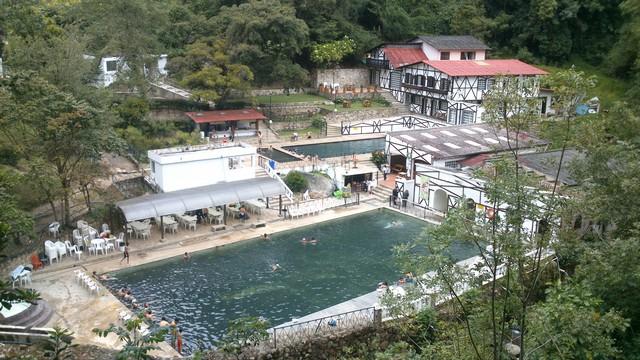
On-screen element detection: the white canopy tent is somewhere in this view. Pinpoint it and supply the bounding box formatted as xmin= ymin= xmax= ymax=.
xmin=117 ymin=177 xmax=288 ymax=223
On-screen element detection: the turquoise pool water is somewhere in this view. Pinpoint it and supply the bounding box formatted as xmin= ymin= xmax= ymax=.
xmin=284 ymin=138 xmax=384 ymax=159
xmin=258 ymin=148 xmax=299 ymax=163
xmin=106 ymin=209 xmax=476 ymax=353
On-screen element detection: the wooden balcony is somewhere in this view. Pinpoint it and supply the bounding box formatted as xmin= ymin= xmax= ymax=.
xmin=365 ymin=58 xmax=390 ymax=69
xmin=402 ymin=82 xmax=450 ymax=95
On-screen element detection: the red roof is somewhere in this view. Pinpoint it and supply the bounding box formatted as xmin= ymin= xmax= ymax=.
xmin=384 ymin=47 xmax=428 ymax=68
xmin=421 ymin=60 xmax=548 ymax=76
xmin=185 ymin=109 xmax=267 ymax=124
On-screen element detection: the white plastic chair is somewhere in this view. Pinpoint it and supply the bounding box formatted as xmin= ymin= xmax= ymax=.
xmin=105 ymin=240 xmax=115 ymax=253
xmin=72 ymin=245 xmax=82 ymax=260
xmin=48 ymin=222 xmax=60 ymax=238
xmin=188 ymin=221 xmax=197 ymax=232
xmin=116 ymin=232 xmax=126 ymax=249
xmin=55 ymin=241 xmax=67 ymax=260
xmin=95 ymin=239 xmax=106 ymax=255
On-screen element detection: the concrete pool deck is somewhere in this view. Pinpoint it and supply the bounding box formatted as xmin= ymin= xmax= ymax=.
xmin=29 ymin=200 xmax=390 ymax=357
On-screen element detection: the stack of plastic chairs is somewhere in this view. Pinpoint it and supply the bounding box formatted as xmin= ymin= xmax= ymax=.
xmin=74 ymin=269 xmax=100 ymax=295
xmin=44 ymin=240 xmax=59 ymax=265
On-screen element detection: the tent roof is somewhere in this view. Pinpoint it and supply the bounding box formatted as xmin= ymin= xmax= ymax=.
xmin=117 ymin=177 xmax=287 ymax=222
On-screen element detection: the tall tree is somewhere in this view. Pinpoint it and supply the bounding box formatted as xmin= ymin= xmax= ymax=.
xmin=0 ymin=73 xmax=122 ymax=226
xmin=171 ymin=38 xmax=253 ymax=103
xmin=212 ymin=0 xmax=310 ymax=85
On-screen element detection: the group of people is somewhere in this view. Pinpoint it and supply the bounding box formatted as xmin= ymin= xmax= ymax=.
xmin=392 ymin=186 xmax=410 ymax=208
xmin=114 ymin=287 xmax=184 ymax=354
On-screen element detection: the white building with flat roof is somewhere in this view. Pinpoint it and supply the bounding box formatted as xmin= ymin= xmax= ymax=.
xmin=148 ymin=143 xmax=257 ymax=192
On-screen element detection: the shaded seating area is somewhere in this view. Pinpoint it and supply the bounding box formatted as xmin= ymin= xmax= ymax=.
xmin=116 ymin=177 xmax=292 ymax=239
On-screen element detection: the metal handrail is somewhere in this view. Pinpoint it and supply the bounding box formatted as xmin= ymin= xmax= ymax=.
xmin=257 ymin=155 xmax=294 ymax=201
xmin=271 ymin=306 xmax=377 ymax=348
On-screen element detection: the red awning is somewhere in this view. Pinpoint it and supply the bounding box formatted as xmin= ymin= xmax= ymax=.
xmin=185 ymin=109 xmax=267 ymax=124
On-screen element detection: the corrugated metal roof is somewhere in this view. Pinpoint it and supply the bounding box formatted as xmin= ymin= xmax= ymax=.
xmin=411 ymin=35 xmax=490 ymax=50
xmin=117 ymin=177 xmax=287 ymax=221
xmin=384 ymin=47 xmax=429 ymax=68
xmin=424 ymin=60 xmax=548 ymax=76
xmin=185 ymin=109 xmax=267 ymax=124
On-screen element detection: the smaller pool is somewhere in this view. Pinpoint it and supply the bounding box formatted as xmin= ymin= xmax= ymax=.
xmin=284 ymin=138 xmax=384 ymax=159
xmin=258 ymin=148 xmax=300 ymax=162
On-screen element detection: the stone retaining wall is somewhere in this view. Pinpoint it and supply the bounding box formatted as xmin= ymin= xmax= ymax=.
xmin=313 ymin=68 xmax=370 ymax=88
xmin=325 ymin=107 xmax=399 ymax=123
xmin=251 ymin=88 xmax=314 ymax=96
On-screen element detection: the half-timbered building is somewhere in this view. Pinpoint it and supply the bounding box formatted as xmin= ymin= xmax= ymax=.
xmin=366 ymin=36 xmax=549 ymax=124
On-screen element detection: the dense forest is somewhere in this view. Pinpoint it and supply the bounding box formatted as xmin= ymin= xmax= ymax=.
xmin=1 ymin=0 xmax=639 ymax=94
xmin=2 ymin=1 xmax=640 ymax=359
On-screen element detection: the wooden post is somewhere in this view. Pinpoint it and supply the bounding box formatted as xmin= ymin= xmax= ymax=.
xmin=266 ymin=197 xmax=269 ymax=209
xmin=160 ymin=216 xmax=164 ymax=239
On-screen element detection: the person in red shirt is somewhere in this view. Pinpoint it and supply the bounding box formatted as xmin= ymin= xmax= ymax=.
xmin=176 ymin=328 xmax=183 ymax=354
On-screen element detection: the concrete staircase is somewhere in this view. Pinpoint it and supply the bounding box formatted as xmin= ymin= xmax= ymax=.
xmin=370 ymin=183 xmax=394 ymax=205
xmin=379 ymin=90 xmax=411 ymax=114
xmin=326 ymin=123 xmax=342 ymax=137
xmin=0 ymin=300 xmax=54 ymax=328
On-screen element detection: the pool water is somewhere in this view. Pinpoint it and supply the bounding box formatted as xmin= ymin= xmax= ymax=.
xmin=258 ymin=148 xmax=299 ymax=163
xmin=284 ymin=138 xmax=384 ymax=159
xmin=106 ymin=209 xmax=476 ymax=353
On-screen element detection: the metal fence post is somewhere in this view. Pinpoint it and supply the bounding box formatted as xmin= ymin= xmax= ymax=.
xmin=374 ymin=308 xmax=382 ymax=327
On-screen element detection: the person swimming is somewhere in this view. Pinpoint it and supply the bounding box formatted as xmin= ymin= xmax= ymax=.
xmin=271 ymin=263 xmax=281 ymax=272
xmin=309 ymin=237 xmax=318 ymax=245
xmin=384 ymin=220 xmax=403 ymax=229
xmin=300 ymin=237 xmax=308 ymax=244
xmin=262 ymin=233 xmax=270 ymax=240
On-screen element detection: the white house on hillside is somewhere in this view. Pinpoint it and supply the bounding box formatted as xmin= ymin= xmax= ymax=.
xmin=92 ymin=54 xmax=168 ymax=87
xmin=366 ymin=35 xmax=550 ymax=124
xmin=147 ymin=143 xmax=257 ymax=193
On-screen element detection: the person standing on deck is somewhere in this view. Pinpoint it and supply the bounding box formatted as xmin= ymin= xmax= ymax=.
xmin=402 ymin=189 xmax=409 ymax=208
xmin=392 ymin=186 xmax=399 ymax=205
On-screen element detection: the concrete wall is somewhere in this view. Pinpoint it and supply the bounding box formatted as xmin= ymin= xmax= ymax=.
xmin=314 ymin=68 xmax=370 ymax=88
xmin=325 ymin=107 xmax=399 ymax=124
xmin=251 ymin=88 xmax=314 ymax=96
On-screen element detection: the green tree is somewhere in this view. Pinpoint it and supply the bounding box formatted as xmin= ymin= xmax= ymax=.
xmin=43 ymin=326 xmax=77 ymax=360
xmin=117 ymin=97 xmax=150 ymax=128
xmin=526 ymin=283 xmax=627 ymax=359
xmin=310 ymin=36 xmax=356 ymax=68
xmin=609 ymin=0 xmax=640 ymax=97
xmin=217 ymin=316 xmax=270 ymax=359
xmin=0 ymin=168 xmax=34 ymax=250
xmin=93 ymin=312 xmax=168 ymax=360
xmin=173 ymin=38 xmax=253 ymax=103
xmin=0 ymin=73 xmax=122 ymax=226
xmin=212 ymin=0 xmax=309 ymax=85
xmin=284 ymin=171 xmax=309 ymax=193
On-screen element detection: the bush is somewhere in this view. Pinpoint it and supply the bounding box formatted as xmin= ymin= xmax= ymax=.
xmin=371 ymin=150 xmax=386 ymax=169
xmin=284 ymin=171 xmax=309 ymax=193
xmin=310 ymin=115 xmax=325 ymax=129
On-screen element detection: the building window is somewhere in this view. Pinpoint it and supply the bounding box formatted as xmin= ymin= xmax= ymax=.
xmin=419 ymin=75 xmax=426 ymax=86
xmin=427 ymin=76 xmax=436 ymax=88
xmin=445 ymin=161 xmax=460 ymax=169
xmin=440 ymin=52 xmax=450 ymax=60
xmin=439 ymin=100 xmax=448 ymax=111
xmin=477 ymin=78 xmax=487 ymax=90
xmin=440 ymin=78 xmax=450 ymax=92
xmin=151 ymin=161 xmax=155 ymax=173
xmin=461 ymin=110 xmax=474 ymax=124
xmin=461 ymin=51 xmax=476 ymax=60
xmin=404 ymin=73 xmax=411 ymax=84
xmin=106 ymin=60 xmax=117 ymax=72
xmin=447 ymin=109 xmax=457 ymax=124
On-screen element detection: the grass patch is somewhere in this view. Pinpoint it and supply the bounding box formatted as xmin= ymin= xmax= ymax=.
xmin=318 ymin=101 xmax=389 ymax=112
xmin=277 ymin=126 xmax=322 ymax=139
xmin=254 ymin=94 xmax=327 ymax=104
xmin=538 ymin=60 xmax=630 ymax=109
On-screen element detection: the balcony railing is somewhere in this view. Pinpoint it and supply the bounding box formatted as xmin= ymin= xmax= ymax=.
xmin=365 ymin=58 xmax=390 ymax=69
xmin=402 ymin=82 xmax=450 ymax=95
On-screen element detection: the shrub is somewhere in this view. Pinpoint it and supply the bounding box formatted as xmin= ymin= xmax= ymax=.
xmin=310 ymin=115 xmax=325 ymax=129
xmin=371 ymin=150 xmax=386 ymax=169
xmin=284 ymin=171 xmax=309 ymax=193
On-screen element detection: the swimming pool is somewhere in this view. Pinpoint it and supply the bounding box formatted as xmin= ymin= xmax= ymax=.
xmin=284 ymin=138 xmax=384 ymax=159
xmin=106 ymin=209 xmax=476 ymax=353
xmin=257 ymin=148 xmax=300 ymax=163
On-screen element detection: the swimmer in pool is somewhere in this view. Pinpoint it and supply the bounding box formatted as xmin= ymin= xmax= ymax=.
xmin=300 ymin=237 xmax=308 ymax=244
xmin=309 ymin=237 xmax=318 ymax=245
xmin=271 ymin=263 xmax=281 ymax=272
xmin=262 ymin=233 xmax=270 ymax=240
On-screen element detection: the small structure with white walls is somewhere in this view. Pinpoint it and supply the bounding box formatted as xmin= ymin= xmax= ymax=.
xmin=95 ymin=54 xmax=168 ymax=87
xmin=147 ymin=143 xmax=257 ymax=193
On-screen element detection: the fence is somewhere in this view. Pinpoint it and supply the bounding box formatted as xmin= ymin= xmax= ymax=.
xmin=270 ymin=307 xmax=379 ymax=348
xmin=387 ymin=196 xmax=445 ymax=223
xmin=340 ymin=115 xmax=447 ymax=135
xmin=285 ymin=195 xmax=359 ymax=219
